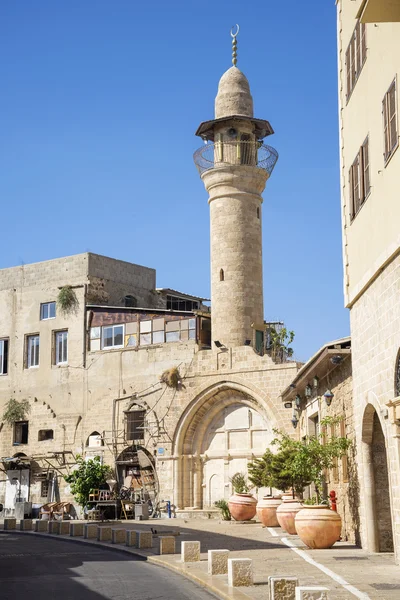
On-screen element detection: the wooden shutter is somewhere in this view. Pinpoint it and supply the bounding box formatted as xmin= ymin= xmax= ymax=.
xmin=356 ymin=22 xmax=361 ymax=73
xmin=383 ymin=90 xmax=390 ymax=159
xmin=361 ymin=23 xmax=366 ymax=65
xmin=388 ymin=82 xmax=397 ymax=154
xmin=345 ymin=47 xmax=351 ymax=99
xmin=362 ymin=138 xmax=370 ymax=199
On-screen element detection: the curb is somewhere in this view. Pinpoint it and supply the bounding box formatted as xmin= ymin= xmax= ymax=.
xmin=0 ymin=530 xmax=251 ymax=600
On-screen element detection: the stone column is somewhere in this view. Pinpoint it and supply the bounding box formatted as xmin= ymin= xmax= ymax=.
xmin=173 ymin=455 xmax=183 ymax=510
xmin=362 ymin=441 xmax=379 ymax=552
xmin=193 ymin=456 xmax=203 ymax=509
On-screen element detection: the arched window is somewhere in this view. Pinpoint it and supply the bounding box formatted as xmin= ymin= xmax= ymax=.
xmin=395 ymin=349 xmax=400 ymax=397
xmin=257 ymin=207 xmax=260 ymax=219
xmin=124 ymin=295 xmax=137 ymax=308
xmin=86 ymin=431 xmax=104 ymax=447
xmin=219 ymin=269 xmax=224 ymax=282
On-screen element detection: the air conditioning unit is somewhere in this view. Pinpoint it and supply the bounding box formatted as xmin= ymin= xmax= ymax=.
xmin=88 ymin=435 xmax=102 ymax=448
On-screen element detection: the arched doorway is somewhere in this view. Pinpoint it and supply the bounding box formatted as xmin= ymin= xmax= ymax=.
xmin=174 ymin=385 xmax=277 ymax=510
xmin=362 ymin=404 xmax=394 ymax=552
xmin=115 ymin=445 xmax=158 ymax=508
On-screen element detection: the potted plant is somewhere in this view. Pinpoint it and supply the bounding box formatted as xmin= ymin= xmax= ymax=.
xmin=227 ymin=472 xmax=257 ymax=521
xmin=248 ymin=450 xmax=282 ymax=527
xmin=292 ymin=417 xmax=352 ymax=549
xmin=214 ymin=499 xmax=231 ymax=521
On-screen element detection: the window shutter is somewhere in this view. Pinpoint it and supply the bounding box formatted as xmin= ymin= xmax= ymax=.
xmin=345 ymin=47 xmax=351 ymax=98
xmin=361 ymin=23 xmax=366 ymax=65
xmin=383 ymin=93 xmax=389 ymax=159
xmin=389 ymin=82 xmax=397 ymax=153
xmin=362 ymin=138 xmax=370 ymax=198
xmin=356 ymin=23 xmax=361 ymax=73
xmin=359 ymin=147 xmax=364 ymax=203
xmin=349 ymin=166 xmax=354 ymax=219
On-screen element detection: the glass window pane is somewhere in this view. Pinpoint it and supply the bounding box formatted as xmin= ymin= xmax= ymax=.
xmin=189 ymin=318 xmax=196 ymax=330
xmin=152 ymin=318 xmax=164 ymax=332
xmin=166 ymin=331 xmax=180 ymax=343
xmin=152 ymin=330 xmax=164 ymax=344
xmin=63 ymin=333 xmax=68 ymax=362
xmin=166 ymin=321 xmax=180 ymax=332
xmin=140 ymin=333 xmax=151 ymax=346
xmin=189 ymin=329 xmax=196 ymax=340
xmin=140 ymin=320 xmax=152 ymax=333
xmin=103 ymin=327 xmax=113 ymax=348
xmin=113 ymin=326 xmax=124 ymax=346
xmin=49 ymin=302 xmax=56 ymax=318
xmin=126 ymin=334 xmax=137 ymax=347
xmin=90 ymin=327 xmax=101 ymax=340
xmin=41 ymin=304 xmax=48 ymax=319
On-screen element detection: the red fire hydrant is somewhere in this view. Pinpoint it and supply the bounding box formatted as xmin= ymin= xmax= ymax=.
xmin=329 ymin=490 xmax=337 ymax=512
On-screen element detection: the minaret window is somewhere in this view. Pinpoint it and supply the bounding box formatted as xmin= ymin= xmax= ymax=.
xmin=220 ymin=269 xmax=225 ymax=282
xmin=257 ymin=207 xmax=260 ymax=219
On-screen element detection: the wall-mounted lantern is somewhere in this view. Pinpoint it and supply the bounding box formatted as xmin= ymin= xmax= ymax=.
xmin=324 ymin=389 xmax=334 ymax=406
xmin=291 ymin=413 xmax=299 ymax=429
xmin=284 ymin=401 xmax=293 ymax=409
xmin=305 ymin=384 xmax=312 ymax=398
xmin=313 ymin=375 xmax=319 ymax=389
xmin=295 ymin=394 xmax=302 ymax=408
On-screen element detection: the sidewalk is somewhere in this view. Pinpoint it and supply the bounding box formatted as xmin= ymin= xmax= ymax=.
xmin=3 ymin=517 xmax=400 ymax=599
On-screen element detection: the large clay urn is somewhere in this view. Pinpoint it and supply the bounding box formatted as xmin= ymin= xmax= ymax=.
xmin=256 ymin=496 xmax=282 ymax=527
xmin=276 ymin=498 xmax=303 ymax=534
xmin=295 ymin=505 xmax=342 ymax=549
xmin=228 ymin=493 xmax=257 ymax=521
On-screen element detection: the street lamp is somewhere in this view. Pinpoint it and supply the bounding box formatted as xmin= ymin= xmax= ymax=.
xmin=324 ymin=389 xmax=334 ymax=407
xmin=291 ymin=413 xmax=299 ymax=429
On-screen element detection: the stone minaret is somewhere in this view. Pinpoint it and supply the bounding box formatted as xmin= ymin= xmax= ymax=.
xmin=194 ymin=28 xmax=278 ymax=349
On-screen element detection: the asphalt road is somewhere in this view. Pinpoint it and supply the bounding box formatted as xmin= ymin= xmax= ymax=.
xmin=0 ymin=533 xmax=216 ymax=600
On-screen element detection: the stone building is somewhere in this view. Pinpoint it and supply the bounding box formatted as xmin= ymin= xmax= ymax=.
xmin=336 ymin=1 xmax=400 ymax=559
xmin=281 ymin=337 xmax=356 ymax=543
xmin=0 ymin=39 xmax=300 ymax=517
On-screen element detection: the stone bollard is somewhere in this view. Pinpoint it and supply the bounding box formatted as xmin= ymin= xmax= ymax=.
xmin=269 ymin=576 xmax=298 ymax=600
xmin=48 ymin=521 xmax=61 ymax=534
xmin=84 ymin=524 xmax=98 ymax=539
xmin=136 ymin=530 xmax=152 ymax=549
xmin=126 ymin=530 xmax=137 ymax=547
xmin=4 ymin=518 xmax=16 ymax=531
xmin=112 ymin=529 xmax=126 ymax=544
xmin=208 ymin=549 xmax=229 ymax=575
xmin=70 ymin=522 xmax=84 ymax=537
xmin=35 ymin=520 xmax=48 ymax=532
xmin=58 ymin=522 xmax=70 ymax=535
xmin=228 ymin=558 xmax=253 ymax=587
xmin=181 ymin=541 xmax=201 ymax=562
xmin=295 ymin=587 xmax=329 ymax=600
xmin=20 ymin=519 xmax=33 ymax=531
xmin=159 ymin=536 xmax=176 ymax=555
xmin=97 ymin=526 xmax=112 ymax=542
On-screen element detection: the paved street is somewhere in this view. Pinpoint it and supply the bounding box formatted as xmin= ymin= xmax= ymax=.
xmin=0 ymin=533 xmax=216 ymax=600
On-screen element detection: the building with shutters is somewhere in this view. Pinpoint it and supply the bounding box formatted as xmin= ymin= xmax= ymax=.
xmin=0 ymin=34 xmax=301 ymax=518
xmin=337 ymin=0 xmax=400 ymax=560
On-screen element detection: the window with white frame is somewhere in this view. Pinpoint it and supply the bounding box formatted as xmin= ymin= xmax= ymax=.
xmin=26 ymin=335 xmax=40 ymax=368
xmin=40 ymin=302 xmax=56 ymax=320
xmin=0 ymin=338 xmax=9 ymax=375
xmin=102 ymin=324 xmax=124 ymax=349
xmin=55 ymin=330 xmax=68 ymax=364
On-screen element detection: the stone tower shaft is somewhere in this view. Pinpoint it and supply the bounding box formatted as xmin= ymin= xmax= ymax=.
xmin=194 ymin=60 xmax=278 ymax=349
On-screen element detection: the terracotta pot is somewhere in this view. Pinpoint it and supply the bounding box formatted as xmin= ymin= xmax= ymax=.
xmin=276 ymin=499 xmax=303 ymax=534
xmin=281 ymin=493 xmax=300 ymax=502
xmin=256 ymin=496 xmax=282 ymax=527
xmin=228 ymin=493 xmax=257 ymax=521
xmin=295 ymin=505 xmax=342 ymax=549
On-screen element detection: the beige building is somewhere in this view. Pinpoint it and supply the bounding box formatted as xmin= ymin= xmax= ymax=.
xmin=337 ymin=1 xmax=400 ymax=559
xmin=0 ymin=40 xmax=300 ymax=518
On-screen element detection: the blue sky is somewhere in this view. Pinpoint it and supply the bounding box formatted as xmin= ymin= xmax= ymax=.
xmin=0 ymin=1 xmax=349 ymax=361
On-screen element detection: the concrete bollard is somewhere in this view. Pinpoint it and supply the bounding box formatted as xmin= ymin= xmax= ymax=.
xmin=97 ymin=526 xmax=112 ymax=542
xmin=136 ymin=530 xmax=152 ymax=549
xmin=70 ymin=522 xmax=84 ymax=537
xmin=269 ymin=576 xmax=298 ymax=600
xmin=208 ymin=549 xmax=229 ymax=575
xmin=84 ymin=524 xmax=98 ymax=539
xmin=35 ymin=520 xmax=48 ymax=532
xmin=181 ymin=541 xmax=200 ymax=562
xmin=20 ymin=519 xmax=33 ymax=531
xmin=4 ymin=518 xmax=16 ymax=531
xmin=48 ymin=521 xmax=61 ymax=534
xmin=58 ymin=522 xmax=71 ymax=535
xmin=295 ymin=587 xmax=329 ymax=600
xmin=159 ymin=536 xmax=176 ymax=555
xmin=228 ymin=558 xmax=253 ymax=587
xmin=126 ymin=530 xmax=137 ymax=547
xmin=112 ymin=529 xmax=126 ymax=544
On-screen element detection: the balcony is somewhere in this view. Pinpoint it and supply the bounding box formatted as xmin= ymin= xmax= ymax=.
xmin=193 ymin=140 xmax=278 ymax=177
xmin=357 ymin=0 xmax=400 ymax=23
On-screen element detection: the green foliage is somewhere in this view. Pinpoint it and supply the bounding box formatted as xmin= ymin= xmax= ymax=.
xmin=271 ymin=416 xmax=352 ymax=503
xmin=229 ymin=472 xmax=249 ymax=494
xmin=248 ymin=447 xmax=310 ymax=497
xmin=2 ymin=398 xmax=30 ymax=425
xmin=269 ymin=327 xmax=295 ymax=362
xmin=57 ymin=286 xmax=79 ymax=316
xmin=64 ymin=456 xmax=114 ymax=508
xmin=160 ymin=367 xmax=181 ymax=389
xmin=214 ymin=499 xmax=231 ymax=520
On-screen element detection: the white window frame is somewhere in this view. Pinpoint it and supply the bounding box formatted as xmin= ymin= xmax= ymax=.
xmin=40 ymin=302 xmax=56 ymax=320
xmin=27 ymin=334 xmax=40 ymax=368
xmin=101 ymin=324 xmax=124 ymax=349
xmin=0 ymin=338 xmax=8 ymax=375
xmin=55 ymin=330 xmax=68 ymax=365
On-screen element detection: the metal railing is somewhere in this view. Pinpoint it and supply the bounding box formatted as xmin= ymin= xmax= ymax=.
xmin=193 ymin=140 xmax=279 ymax=176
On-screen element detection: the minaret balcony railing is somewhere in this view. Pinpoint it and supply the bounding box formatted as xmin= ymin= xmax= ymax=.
xmin=193 ymin=140 xmax=278 ymax=176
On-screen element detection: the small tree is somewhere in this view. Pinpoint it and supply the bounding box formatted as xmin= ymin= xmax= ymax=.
xmin=2 ymin=398 xmax=30 ymax=426
xmin=268 ymin=327 xmax=295 ymax=363
xmin=229 ymin=472 xmax=249 ymax=494
xmin=271 ymin=417 xmax=352 ymax=503
xmin=64 ymin=456 xmax=114 ymax=508
xmin=248 ymin=447 xmax=311 ymax=497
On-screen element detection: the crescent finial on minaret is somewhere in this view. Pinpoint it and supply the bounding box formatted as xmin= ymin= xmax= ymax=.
xmin=230 ymin=24 xmax=239 ymax=66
